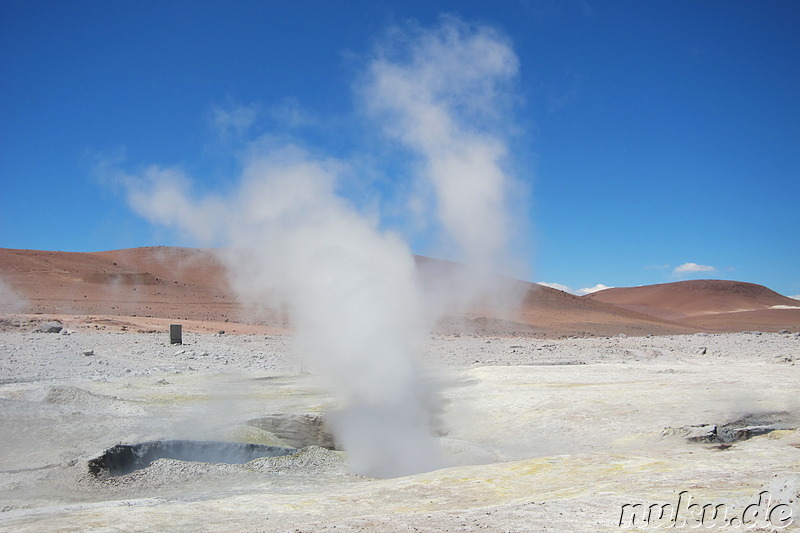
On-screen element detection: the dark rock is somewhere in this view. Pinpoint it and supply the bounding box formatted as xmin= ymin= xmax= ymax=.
xmin=36 ymin=321 xmax=63 ymax=333
xmin=662 ymin=424 xmax=718 ymax=442
xmin=664 ymin=412 xmax=795 ymax=444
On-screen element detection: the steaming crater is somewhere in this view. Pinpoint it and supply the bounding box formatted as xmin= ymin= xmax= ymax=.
xmin=88 ymin=440 xmax=297 ymax=478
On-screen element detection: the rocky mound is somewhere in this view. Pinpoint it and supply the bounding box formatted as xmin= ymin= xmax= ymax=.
xmin=586 ymin=279 xmax=800 ymax=320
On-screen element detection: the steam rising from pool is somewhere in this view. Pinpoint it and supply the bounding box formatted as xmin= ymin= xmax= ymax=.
xmin=122 ymin=17 xmax=522 ymax=477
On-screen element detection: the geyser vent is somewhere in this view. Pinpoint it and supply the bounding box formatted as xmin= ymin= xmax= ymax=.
xmin=88 ymin=439 xmax=297 ymax=477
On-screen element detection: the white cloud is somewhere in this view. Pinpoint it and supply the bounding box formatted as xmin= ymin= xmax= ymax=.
xmin=577 ymin=284 xmax=612 ymax=295
xmin=790 ymin=295 xmax=800 ymax=301
xmin=212 ymin=103 xmax=259 ymax=138
xmin=537 ymin=282 xmax=612 ymax=296
xmin=673 ymin=262 xmax=716 ymax=274
xmin=537 ymin=282 xmax=572 ymax=293
xmin=268 ymin=97 xmax=316 ymax=129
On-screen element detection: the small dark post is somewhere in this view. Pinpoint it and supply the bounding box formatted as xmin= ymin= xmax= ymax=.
xmin=169 ymin=324 xmax=182 ymax=345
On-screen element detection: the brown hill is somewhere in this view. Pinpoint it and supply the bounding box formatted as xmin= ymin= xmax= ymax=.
xmin=586 ymin=279 xmax=799 ymax=319
xmin=0 ymin=247 xmax=254 ymax=332
xmin=586 ymin=279 xmax=800 ymax=332
xmin=507 ymin=282 xmax=700 ymax=337
xmin=0 ymin=248 xmax=794 ymax=336
xmin=413 ymin=257 xmax=699 ymax=336
xmin=0 ymin=247 xmax=699 ymax=337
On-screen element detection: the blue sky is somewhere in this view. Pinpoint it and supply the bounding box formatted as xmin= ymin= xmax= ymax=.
xmin=1 ymin=0 xmax=798 ymax=298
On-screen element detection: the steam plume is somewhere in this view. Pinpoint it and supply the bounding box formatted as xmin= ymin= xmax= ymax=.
xmin=364 ymin=16 xmax=520 ymax=276
xmin=122 ymin=17 xmax=522 ymax=477
xmin=0 ymin=276 xmax=27 ymax=313
xmin=363 ymin=17 xmax=524 ymax=316
xmin=126 ymin=145 xmax=439 ymax=477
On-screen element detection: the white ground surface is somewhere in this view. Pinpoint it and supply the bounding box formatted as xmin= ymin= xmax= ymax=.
xmin=1 ymin=329 xmax=799 ymax=532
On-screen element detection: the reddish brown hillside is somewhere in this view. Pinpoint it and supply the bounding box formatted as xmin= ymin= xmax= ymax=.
xmin=0 ymin=247 xmax=242 ymax=324
xmin=2 ymin=248 xmax=795 ymax=336
xmin=414 ymin=256 xmax=699 ymax=337
xmin=586 ymin=279 xmax=799 ymax=321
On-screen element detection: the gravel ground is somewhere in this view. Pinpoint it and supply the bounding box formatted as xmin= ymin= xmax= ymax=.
xmin=1 ymin=329 xmax=799 ymax=532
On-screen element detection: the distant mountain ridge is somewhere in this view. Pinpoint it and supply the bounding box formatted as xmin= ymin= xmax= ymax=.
xmin=585 ymin=279 xmax=800 ymax=320
xmin=1 ymin=247 xmax=798 ymax=336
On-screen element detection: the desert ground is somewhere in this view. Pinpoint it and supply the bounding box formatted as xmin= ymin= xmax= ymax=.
xmin=1 ymin=247 xmax=799 ymax=532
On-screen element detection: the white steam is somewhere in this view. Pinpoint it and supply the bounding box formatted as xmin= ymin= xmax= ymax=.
xmin=363 ymin=17 xmax=525 ymax=318
xmin=122 ymin=17 xmax=522 ymax=478
xmin=126 ymin=145 xmax=439 ymax=477
xmin=364 ymin=16 xmax=520 ymax=275
xmin=0 ymin=275 xmax=27 ymax=313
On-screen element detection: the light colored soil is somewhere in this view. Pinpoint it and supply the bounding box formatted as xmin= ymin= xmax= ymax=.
xmin=1 ymin=247 xmax=799 ymax=531
xmin=1 ymin=327 xmax=798 ymax=532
